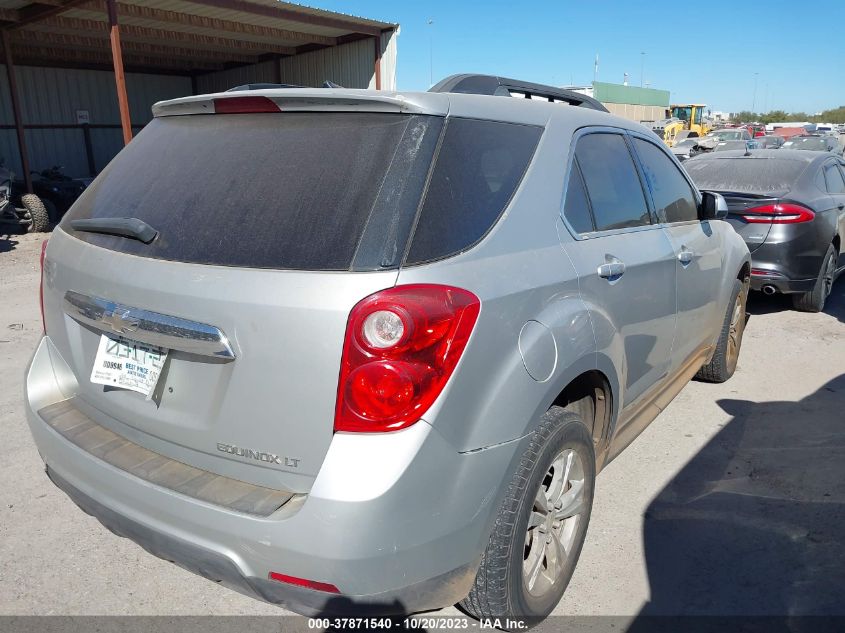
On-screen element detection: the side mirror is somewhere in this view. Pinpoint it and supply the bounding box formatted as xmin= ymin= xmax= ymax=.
xmin=700 ymin=191 xmax=728 ymax=220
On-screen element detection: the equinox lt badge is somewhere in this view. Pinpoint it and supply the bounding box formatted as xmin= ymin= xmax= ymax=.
xmin=217 ymin=443 xmax=300 ymax=468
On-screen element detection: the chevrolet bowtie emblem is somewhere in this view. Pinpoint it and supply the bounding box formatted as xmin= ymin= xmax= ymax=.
xmin=101 ymin=308 xmax=140 ymax=334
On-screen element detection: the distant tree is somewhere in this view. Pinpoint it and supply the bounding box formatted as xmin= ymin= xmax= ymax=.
xmin=817 ymin=106 xmax=845 ymax=124
xmin=732 ymin=110 xmax=757 ymax=123
xmin=760 ymin=110 xmax=788 ymax=124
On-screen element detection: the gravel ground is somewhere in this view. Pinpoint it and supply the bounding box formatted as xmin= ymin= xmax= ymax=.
xmin=1 ymin=230 xmax=843 ymax=620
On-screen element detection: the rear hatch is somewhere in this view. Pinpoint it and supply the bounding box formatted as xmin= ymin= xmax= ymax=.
xmin=43 ymin=98 xmax=444 ymax=493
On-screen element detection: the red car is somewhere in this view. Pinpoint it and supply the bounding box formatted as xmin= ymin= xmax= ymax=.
xmin=746 ymin=124 xmax=766 ymax=138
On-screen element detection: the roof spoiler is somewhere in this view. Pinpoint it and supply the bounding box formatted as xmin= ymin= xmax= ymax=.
xmin=429 ymin=74 xmax=609 ymax=112
xmin=153 ymin=89 xmax=448 ymax=117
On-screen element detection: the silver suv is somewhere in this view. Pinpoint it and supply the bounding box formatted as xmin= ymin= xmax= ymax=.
xmin=26 ymin=74 xmax=751 ymax=622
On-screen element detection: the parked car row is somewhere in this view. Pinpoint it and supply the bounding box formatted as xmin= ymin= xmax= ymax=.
xmin=22 ymin=75 xmax=843 ymax=626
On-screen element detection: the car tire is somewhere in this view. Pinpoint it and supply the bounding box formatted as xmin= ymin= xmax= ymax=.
xmin=21 ymin=194 xmax=50 ymax=233
xmin=460 ymin=408 xmax=595 ymax=625
xmin=792 ymin=244 xmax=836 ymax=313
xmin=696 ymin=277 xmax=747 ymax=383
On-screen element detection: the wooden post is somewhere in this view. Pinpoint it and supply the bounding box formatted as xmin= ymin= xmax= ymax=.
xmin=107 ymin=0 xmax=132 ymax=145
xmin=1 ymin=31 xmax=33 ymax=194
xmin=373 ymin=34 xmax=381 ymax=90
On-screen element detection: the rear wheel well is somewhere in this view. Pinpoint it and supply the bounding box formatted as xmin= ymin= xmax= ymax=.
xmin=738 ymin=261 xmax=751 ymax=283
xmin=833 ymin=235 xmax=840 ymax=254
xmin=551 ymin=371 xmax=611 ymax=455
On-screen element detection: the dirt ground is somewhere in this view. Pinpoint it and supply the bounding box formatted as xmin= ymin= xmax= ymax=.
xmin=1 ymin=230 xmax=843 ymax=620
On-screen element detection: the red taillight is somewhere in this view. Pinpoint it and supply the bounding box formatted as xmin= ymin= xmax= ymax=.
xmin=268 ymin=572 xmax=339 ymax=593
xmin=213 ymin=96 xmax=280 ymax=114
xmin=741 ymin=202 xmax=815 ymax=224
xmin=335 ymin=284 xmax=480 ymax=433
xmin=39 ymin=239 xmax=48 ymax=333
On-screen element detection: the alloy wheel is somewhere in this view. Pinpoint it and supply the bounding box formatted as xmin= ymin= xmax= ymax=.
xmin=726 ymin=286 xmax=747 ymax=373
xmin=822 ymin=253 xmax=836 ymax=299
xmin=523 ymin=449 xmax=586 ymax=597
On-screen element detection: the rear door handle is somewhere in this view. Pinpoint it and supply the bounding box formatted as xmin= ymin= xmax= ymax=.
xmin=678 ymin=248 xmax=694 ymax=265
xmin=598 ymin=262 xmax=626 ymax=279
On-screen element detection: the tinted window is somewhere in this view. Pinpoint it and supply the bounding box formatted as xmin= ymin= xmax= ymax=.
xmin=64 ymin=113 xmax=442 ymax=271
xmin=563 ymin=161 xmax=594 ymax=233
xmin=405 ymin=118 xmax=542 ymax=264
xmin=633 ymin=138 xmax=699 ymax=223
xmin=574 ymin=133 xmax=651 ymax=231
xmin=685 ymin=156 xmax=809 ymax=195
xmin=824 ymin=163 xmax=845 ymax=194
xmin=713 ymin=130 xmax=742 ymax=141
xmin=786 ymin=137 xmax=828 ymax=151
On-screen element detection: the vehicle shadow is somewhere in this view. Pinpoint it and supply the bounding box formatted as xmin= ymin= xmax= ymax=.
xmin=312 ymin=597 xmax=426 ymax=631
xmin=746 ymin=281 xmax=845 ymax=322
xmin=627 ymin=373 xmax=845 ymax=631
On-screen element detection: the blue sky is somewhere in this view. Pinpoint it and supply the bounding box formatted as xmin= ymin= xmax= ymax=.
xmin=315 ymin=0 xmax=845 ymax=115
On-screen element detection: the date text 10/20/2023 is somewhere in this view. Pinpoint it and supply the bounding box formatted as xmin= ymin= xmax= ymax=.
xmin=306 ymin=617 xmax=529 ymax=629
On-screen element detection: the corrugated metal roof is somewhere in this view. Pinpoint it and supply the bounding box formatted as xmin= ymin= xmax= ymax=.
xmin=0 ymin=0 xmax=397 ymax=73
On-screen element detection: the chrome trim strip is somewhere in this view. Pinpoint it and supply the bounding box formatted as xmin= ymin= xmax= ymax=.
xmin=63 ymin=291 xmax=236 ymax=360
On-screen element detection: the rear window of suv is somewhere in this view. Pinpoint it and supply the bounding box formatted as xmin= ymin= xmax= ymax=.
xmin=64 ymin=112 xmax=442 ymax=271
xmin=64 ymin=112 xmax=542 ymax=271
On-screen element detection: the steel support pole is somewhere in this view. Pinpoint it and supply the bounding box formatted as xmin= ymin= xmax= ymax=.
xmin=2 ymin=31 xmax=32 ymax=193
xmin=373 ymin=34 xmax=381 ymax=90
xmin=107 ymin=0 xmax=132 ymax=145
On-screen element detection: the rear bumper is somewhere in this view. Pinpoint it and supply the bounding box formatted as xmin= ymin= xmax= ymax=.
xmin=26 ymin=336 xmax=524 ymax=615
xmin=747 ymin=223 xmax=828 ymax=294
xmin=46 ymin=467 xmax=470 ymax=616
xmin=749 ymin=273 xmax=816 ymax=294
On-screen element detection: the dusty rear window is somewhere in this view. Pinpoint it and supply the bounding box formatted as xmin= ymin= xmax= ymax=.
xmin=63 ymin=112 xmax=442 ymax=271
xmin=685 ymin=156 xmax=809 ymax=195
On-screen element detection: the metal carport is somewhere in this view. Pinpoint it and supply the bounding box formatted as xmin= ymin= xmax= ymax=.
xmin=0 ymin=0 xmax=397 ymax=190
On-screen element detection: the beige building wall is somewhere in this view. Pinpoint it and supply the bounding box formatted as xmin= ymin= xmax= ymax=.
xmin=602 ymin=103 xmax=668 ymax=123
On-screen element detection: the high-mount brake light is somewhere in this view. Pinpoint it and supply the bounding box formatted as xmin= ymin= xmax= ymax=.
xmin=39 ymin=239 xmax=48 ymax=333
xmin=335 ymin=284 xmax=480 ymax=433
xmin=213 ymin=96 xmax=280 ymax=114
xmin=741 ymin=202 xmax=815 ymax=224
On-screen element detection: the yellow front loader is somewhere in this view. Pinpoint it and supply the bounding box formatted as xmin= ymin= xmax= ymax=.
xmin=669 ymin=104 xmax=711 ymax=141
xmin=651 ymin=104 xmax=711 ymax=146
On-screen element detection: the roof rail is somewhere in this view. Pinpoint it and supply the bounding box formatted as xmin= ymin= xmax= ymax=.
xmin=429 ymin=74 xmax=609 ymax=112
xmin=428 ymin=74 xmax=608 ymax=112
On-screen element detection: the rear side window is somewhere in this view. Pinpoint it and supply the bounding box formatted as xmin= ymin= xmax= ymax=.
xmin=823 ymin=163 xmax=845 ymax=194
xmin=632 ymin=137 xmax=699 ymax=223
xmin=574 ymin=133 xmax=651 ymax=231
xmin=63 ymin=113 xmax=442 ymax=271
xmin=404 ymin=118 xmax=542 ymax=265
xmin=562 ymin=161 xmax=595 ymax=233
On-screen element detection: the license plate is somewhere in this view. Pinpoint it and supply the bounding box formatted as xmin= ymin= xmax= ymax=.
xmin=90 ymin=334 xmax=168 ymax=398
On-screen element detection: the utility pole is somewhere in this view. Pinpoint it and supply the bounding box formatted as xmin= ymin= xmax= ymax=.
xmin=427 ymin=19 xmax=434 ymax=87
xmin=751 ymin=72 xmax=759 ymax=114
xmin=640 ymin=51 xmax=645 ymax=88
xmin=594 ymin=53 xmax=599 ymax=83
